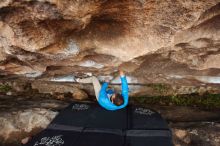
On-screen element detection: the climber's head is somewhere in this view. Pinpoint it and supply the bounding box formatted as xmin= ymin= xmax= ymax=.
xmin=110 ymin=93 xmax=124 ymax=106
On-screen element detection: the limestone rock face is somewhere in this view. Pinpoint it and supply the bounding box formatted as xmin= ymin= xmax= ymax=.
xmin=0 ymin=0 xmax=220 ymax=85
xmin=0 ymin=95 xmax=68 ymax=145
xmin=0 ymin=108 xmax=57 ymax=140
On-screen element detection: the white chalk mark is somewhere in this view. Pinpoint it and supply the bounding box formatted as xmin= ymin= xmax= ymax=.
xmin=25 ymin=71 xmax=42 ymax=78
xmin=111 ymin=76 xmax=138 ymax=84
xmin=97 ymin=76 xmax=114 ymax=82
xmin=52 ymin=40 xmax=80 ymax=60
xmin=194 ymin=76 xmax=220 ymax=84
xmin=168 ymin=74 xmax=220 ymax=84
xmin=50 ymin=75 xmax=139 ymax=84
xmin=51 ymin=75 xmax=75 ymax=82
xmin=79 ymin=60 xmax=104 ymax=69
xmin=64 ymin=40 xmax=79 ymax=56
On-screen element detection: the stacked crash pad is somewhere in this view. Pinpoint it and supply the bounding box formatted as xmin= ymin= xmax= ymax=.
xmin=23 ymin=102 xmax=173 ymax=146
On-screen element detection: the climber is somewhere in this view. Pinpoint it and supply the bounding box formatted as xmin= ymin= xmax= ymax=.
xmin=76 ymin=70 xmax=129 ymax=110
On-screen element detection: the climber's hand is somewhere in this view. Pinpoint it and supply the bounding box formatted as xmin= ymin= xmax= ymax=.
xmin=105 ymin=78 xmax=110 ymax=83
xmin=119 ymin=70 xmax=125 ymax=77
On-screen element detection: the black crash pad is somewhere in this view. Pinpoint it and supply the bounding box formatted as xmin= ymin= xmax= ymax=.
xmin=23 ymin=102 xmax=173 ymax=146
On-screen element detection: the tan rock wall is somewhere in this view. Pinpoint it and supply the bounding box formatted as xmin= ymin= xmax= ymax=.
xmin=0 ymin=0 xmax=220 ymax=85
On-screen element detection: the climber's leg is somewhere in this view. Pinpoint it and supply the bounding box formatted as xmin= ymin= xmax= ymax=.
xmin=91 ymin=76 xmax=101 ymax=101
xmin=76 ymin=76 xmax=101 ymax=100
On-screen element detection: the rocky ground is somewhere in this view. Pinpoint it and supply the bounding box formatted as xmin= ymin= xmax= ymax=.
xmin=0 ymin=94 xmax=220 ymax=146
xmin=0 ymin=80 xmax=220 ymax=146
xmin=172 ymin=123 xmax=220 ymax=146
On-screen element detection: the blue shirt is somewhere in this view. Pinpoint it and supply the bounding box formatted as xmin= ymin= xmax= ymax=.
xmin=98 ymin=76 xmax=129 ymax=110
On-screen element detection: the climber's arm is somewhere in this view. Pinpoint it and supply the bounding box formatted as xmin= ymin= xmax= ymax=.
xmin=120 ymin=71 xmax=129 ymax=106
xmin=99 ymin=82 xmax=108 ymax=99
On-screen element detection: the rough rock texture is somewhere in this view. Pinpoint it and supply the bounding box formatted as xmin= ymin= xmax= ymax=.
xmin=0 ymin=2 xmax=220 ymax=145
xmin=0 ymin=109 xmax=57 ymax=142
xmin=0 ymin=95 xmax=68 ymax=146
xmin=172 ymin=123 xmax=220 ymax=146
xmin=0 ymin=0 xmax=220 ymax=86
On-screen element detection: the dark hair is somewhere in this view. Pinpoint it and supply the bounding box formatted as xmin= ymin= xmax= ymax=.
xmin=112 ymin=93 xmax=124 ymax=106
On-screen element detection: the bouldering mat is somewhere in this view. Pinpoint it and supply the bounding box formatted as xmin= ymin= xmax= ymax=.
xmin=23 ymin=102 xmax=173 ymax=146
